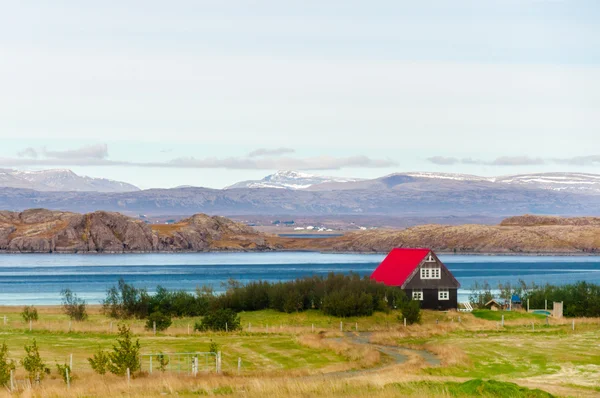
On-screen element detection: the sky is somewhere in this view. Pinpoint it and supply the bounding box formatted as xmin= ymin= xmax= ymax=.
xmin=0 ymin=1 xmax=599 ymax=189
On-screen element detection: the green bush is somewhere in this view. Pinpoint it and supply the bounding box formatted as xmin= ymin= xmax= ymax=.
xmin=145 ymin=311 xmax=172 ymax=332
xmin=157 ymin=353 xmax=169 ymax=372
xmin=21 ymin=339 xmax=50 ymax=381
xmin=61 ymin=289 xmax=88 ymax=321
xmin=107 ymin=325 xmax=141 ymax=376
xmin=0 ymin=342 xmax=16 ymax=387
xmin=401 ymin=300 xmax=421 ymax=325
xmin=56 ymin=363 xmax=72 ymax=384
xmin=322 ymin=291 xmax=374 ymax=317
xmin=21 ymin=306 xmax=38 ymax=322
xmin=195 ymin=309 xmax=240 ymax=332
xmin=89 ymin=348 xmax=110 ymax=375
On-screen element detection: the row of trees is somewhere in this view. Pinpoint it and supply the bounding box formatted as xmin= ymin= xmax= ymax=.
xmin=101 ymin=274 xmax=416 ymax=322
xmin=469 ymin=280 xmax=600 ymax=317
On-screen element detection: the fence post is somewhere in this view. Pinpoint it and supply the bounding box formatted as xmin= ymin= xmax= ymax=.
xmin=10 ymin=369 xmax=14 ymax=391
xmin=127 ymin=368 xmax=131 ymax=387
xmin=66 ymin=367 xmax=70 ymax=389
xmin=340 ymin=321 xmax=343 ymax=332
xmin=532 ymin=322 xmax=535 ymax=331
xmin=110 ymin=321 xmax=113 ymax=333
xmin=404 ymin=317 xmax=407 ymax=327
xmin=153 ymin=321 xmax=156 ymax=336
xmin=527 ymin=299 xmax=530 ymax=312
xmin=149 ymin=355 xmax=153 ymax=374
xmin=545 ymin=300 xmax=547 ymax=311
xmin=237 ymin=357 xmax=241 ymax=375
xmin=3 ymin=315 xmax=6 ymax=325
xmin=572 ymin=319 xmax=575 ymax=331
xmin=69 ymin=320 xmax=72 ymax=332
xmin=226 ymin=322 xmax=228 ymax=332
xmin=69 ymin=353 xmax=73 ymax=370
xmin=312 ymin=323 xmax=314 ymax=332
xmin=187 ymin=323 xmax=190 ymax=335
xmin=355 ymin=322 xmax=358 ymax=331
xmin=248 ymin=322 xmax=251 ymax=331
xmin=194 ymin=356 xmax=198 ymax=376
xmin=29 ymin=319 xmax=32 ymax=332
xmin=501 ymin=315 xmax=504 ymax=327
xmin=458 ymin=316 xmax=461 ymax=323
xmin=216 ymin=351 xmax=222 ymax=374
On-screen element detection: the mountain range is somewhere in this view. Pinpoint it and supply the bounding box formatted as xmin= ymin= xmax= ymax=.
xmin=0 ymin=169 xmax=139 ymax=192
xmin=1 ymin=169 xmax=600 ymax=218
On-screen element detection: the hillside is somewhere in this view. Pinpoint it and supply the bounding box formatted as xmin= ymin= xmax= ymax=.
xmin=2 ymin=210 xmax=600 ymax=254
xmin=0 ymin=209 xmax=271 ymax=253
xmin=278 ymin=215 xmax=600 ymax=254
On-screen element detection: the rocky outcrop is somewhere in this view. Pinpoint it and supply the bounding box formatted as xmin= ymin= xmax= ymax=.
xmin=0 ymin=209 xmax=275 ymax=253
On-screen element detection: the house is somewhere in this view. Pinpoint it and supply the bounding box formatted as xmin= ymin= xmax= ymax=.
xmin=511 ymin=294 xmax=523 ymax=310
xmin=370 ymin=248 xmax=460 ymax=310
xmin=484 ymin=299 xmax=507 ymax=311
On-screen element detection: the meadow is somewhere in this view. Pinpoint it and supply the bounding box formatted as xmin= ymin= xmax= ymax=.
xmin=0 ymin=306 xmax=599 ymax=397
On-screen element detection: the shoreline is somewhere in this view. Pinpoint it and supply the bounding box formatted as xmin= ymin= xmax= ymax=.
xmin=0 ymin=249 xmax=599 ymax=256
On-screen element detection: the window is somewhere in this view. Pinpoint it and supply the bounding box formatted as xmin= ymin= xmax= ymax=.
xmin=438 ymin=289 xmax=449 ymax=300
xmin=412 ymin=289 xmax=423 ymax=301
xmin=426 ymin=254 xmax=435 ymax=262
xmin=421 ymin=267 xmax=441 ymax=279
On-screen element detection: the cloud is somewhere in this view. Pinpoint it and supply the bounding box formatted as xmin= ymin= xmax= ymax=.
xmin=42 ymin=143 xmax=108 ymax=159
xmin=427 ymin=155 xmax=546 ymax=166
xmin=248 ymin=147 xmax=296 ymax=157
xmin=164 ymin=155 xmax=395 ymax=170
xmin=17 ymin=147 xmax=38 ymax=158
xmin=554 ymin=155 xmax=600 ymax=166
xmin=3 ymin=144 xmax=395 ymax=170
xmin=16 ymin=144 xmax=109 ymax=160
xmin=490 ymin=156 xmax=545 ymax=166
xmin=427 ymin=156 xmax=460 ymax=165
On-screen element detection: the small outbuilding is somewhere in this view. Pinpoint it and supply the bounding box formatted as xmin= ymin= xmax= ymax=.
xmin=370 ymin=248 xmax=460 ymax=310
xmin=484 ymin=299 xmax=507 ymax=311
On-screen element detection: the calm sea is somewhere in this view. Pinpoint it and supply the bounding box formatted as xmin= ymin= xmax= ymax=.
xmin=1 ymin=252 xmax=599 ymax=305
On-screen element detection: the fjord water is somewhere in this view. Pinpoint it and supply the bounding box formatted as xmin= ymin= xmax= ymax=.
xmin=1 ymin=253 xmax=600 ymax=305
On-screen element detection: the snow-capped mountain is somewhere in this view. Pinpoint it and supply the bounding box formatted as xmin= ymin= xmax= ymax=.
xmin=0 ymin=169 xmax=140 ymax=192
xmin=225 ymin=170 xmax=600 ymax=194
xmin=225 ymin=170 xmax=363 ymax=190
xmin=494 ymin=173 xmax=600 ymax=193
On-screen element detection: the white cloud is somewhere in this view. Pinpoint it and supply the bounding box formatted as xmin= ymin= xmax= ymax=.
xmin=248 ymin=148 xmax=295 ymax=157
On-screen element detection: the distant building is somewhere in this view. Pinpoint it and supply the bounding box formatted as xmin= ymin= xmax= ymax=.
xmin=370 ymin=248 xmax=460 ymax=310
xmin=484 ymin=299 xmax=507 ymax=311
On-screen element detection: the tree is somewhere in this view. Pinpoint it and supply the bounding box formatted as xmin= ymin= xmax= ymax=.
xmin=157 ymin=353 xmax=169 ymax=372
xmin=89 ymin=348 xmax=110 ymax=375
xmin=145 ymin=312 xmax=172 ymax=332
xmin=107 ymin=325 xmax=141 ymax=376
xmin=21 ymin=339 xmax=50 ymax=381
xmin=21 ymin=306 xmax=38 ymax=322
xmin=0 ymin=342 xmax=15 ymax=388
xmin=61 ymin=289 xmax=88 ymax=321
xmin=401 ymin=300 xmax=421 ymax=325
xmin=56 ymin=363 xmax=72 ymax=384
xmin=194 ymin=309 xmax=240 ymax=332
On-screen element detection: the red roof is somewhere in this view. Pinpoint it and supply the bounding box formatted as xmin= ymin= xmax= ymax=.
xmin=370 ymin=248 xmax=431 ymax=287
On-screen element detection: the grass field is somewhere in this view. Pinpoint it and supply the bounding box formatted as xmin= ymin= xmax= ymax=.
xmin=0 ymin=306 xmax=599 ymax=397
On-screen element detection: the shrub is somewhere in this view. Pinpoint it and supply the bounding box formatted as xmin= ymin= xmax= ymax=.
xmin=208 ymin=340 xmax=219 ymax=354
xmin=157 ymin=353 xmax=169 ymax=372
xmin=56 ymin=363 xmax=72 ymax=384
xmin=21 ymin=306 xmax=38 ymax=322
xmin=107 ymin=325 xmax=141 ymax=376
xmin=103 ymin=279 xmax=151 ymax=319
xmin=89 ymin=348 xmax=110 ymax=375
xmin=145 ymin=311 xmax=172 ymax=332
xmin=61 ymin=289 xmax=88 ymax=321
xmin=322 ymin=291 xmax=374 ymax=317
xmin=21 ymin=339 xmax=50 ymax=381
xmin=195 ymin=309 xmax=240 ymax=332
xmin=0 ymin=343 xmax=16 ymax=387
xmin=401 ymin=300 xmax=421 ymax=325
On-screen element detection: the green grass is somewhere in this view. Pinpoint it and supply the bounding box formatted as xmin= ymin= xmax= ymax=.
xmin=472 ymin=310 xmax=546 ymax=321
xmin=391 ymin=380 xmax=554 ymax=397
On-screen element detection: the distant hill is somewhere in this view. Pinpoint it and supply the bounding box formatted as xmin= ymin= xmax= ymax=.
xmin=2 ymin=209 xmax=600 ymax=254
xmin=0 ymin=169 xmax=139 ymax=192
xmin=225 ymin=170 xmax=363 ymax=189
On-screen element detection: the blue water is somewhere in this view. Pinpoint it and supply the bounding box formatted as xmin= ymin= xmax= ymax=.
xmin=1 ymin=253 xmax=599 ymax=305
